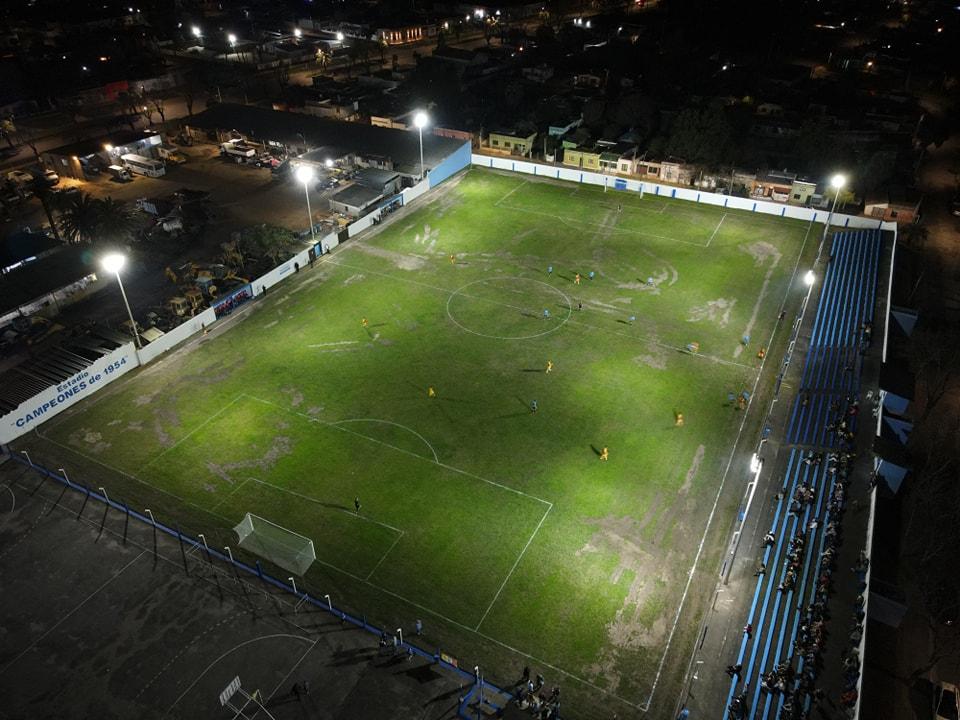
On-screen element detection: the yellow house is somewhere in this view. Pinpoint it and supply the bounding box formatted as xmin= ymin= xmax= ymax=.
xmin=562 ymin=146 xmax=602 ymax=171
xmin=487 ymin=129 xmax=537 ymax=156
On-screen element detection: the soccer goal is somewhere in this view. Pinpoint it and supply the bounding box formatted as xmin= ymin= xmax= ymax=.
xmin=234 ymin=513 xmax=316 ymax=576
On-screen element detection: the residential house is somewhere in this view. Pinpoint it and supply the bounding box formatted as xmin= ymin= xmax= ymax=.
xmin=376 ymin=22 xmax=437 ymax=46
xmin=789 ymin=178 xmax=818 ymax=206
xmin=753 ymin=170 xmax=798 ymax=201
xmin=487 ymin=129 xmax=537 ymax=156
xmin=563 ymin=146 xmax=602 ymax=171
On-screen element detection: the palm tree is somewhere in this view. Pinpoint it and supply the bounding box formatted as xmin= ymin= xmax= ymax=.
xmin=58 ymin=193 xmax=135 ymax=245
xmin=96 ymin=196 xmax=137 ymax=243
xmin=58 ymin=192 xmax=102 ymax=244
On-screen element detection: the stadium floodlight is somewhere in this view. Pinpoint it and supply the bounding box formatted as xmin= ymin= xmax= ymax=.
xmin=294 ymin=28 xmax=302 ymax=38
xmin=414 ymin=111 xmax=429 ymax=181
xmin=324 ymin=158 xmax=334 ymax=168
xmin=295 ymin=165 xmax=316 ymax=240
xmin=822 ymin=173 xmax=847 ymax=246
xmin=336 ymin=31 xmax=344 ymax=42
xmin=227 ymin=32 xmax=237 ymax=45
xmin=191 ymin=25 xmax=201 ymax=38
xmin=804 ymin=270 xmax=816 ymax=286
xmin=101 ymin=252 xmax=142 ymax=348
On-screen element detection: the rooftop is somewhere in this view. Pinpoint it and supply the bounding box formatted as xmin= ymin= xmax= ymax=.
xmin=44 ymin=130 xmax=160 ymax=160
xmin=183 ymin=104 xmax=466 ymax=171
xmin=330 ymin=183 xmax=386 ymax=210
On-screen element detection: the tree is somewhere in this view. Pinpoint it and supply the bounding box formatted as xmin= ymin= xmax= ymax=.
xmin=150 ymin=96 xmax=167 ymax=124
xmin=243 ymin=224 xmax=296 ymax=265
xmin=654 ymin=101 xmax=733 ymax=167
xmin=31 ymin=184 xmax=63 ymax=242
xmin=58 ymin=192 xmax=104 ymax=244
xmin=95 ymin=197 xmax=137 ymax=243
xmin=57 ymin=193 xmax=135 ymax=245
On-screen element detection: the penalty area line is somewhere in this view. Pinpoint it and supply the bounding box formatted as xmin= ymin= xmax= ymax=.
xmin=475 ymin=502 xmax=552 ymax=632
xmin=706 ymin=212 xmax=727 ymax=246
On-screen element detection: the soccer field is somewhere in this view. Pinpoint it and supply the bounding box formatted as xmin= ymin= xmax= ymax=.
xmin=21 ymin=168 xmax=818 ymax=717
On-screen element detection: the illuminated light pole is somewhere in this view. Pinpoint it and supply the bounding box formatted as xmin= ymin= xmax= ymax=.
xmin=191 ymin=25 xmax=202 ymax=42
xmin=294 ymin=28 xmax=302 ymax=39
xmin=101 ymin=253 xmax=141 ymax=349
xmin=227 ymin=33 xmax=238 ymax=62
xmin=413 ymin=111 xmax=428 ymax=181
xmin=821 ymin=173 xmax=846 ymax=248
xmin=295 ymin=165 xmax=316 ymax=240
xmin=804 ymin=270 xmax=816 ymax=287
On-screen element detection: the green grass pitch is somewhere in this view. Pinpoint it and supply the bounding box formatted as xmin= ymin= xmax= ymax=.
xmin=23 ymin=168 xmax=818 ymax=717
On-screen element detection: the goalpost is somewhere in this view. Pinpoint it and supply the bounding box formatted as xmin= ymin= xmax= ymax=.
xmin=234 ymin=513 xmax=316 ymax=576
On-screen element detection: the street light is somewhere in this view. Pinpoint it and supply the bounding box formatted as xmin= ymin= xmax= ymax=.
xmin=324 ymin=158 xmax=333 ymax=168
xmin=336 ymin=31 xmax=344 ymax=42
xmin=191 ymin=25 xmax=201 ymax=38
xmin=295 ymin=165 xmax=316 ymax=241
xmin=413 ymin=111 xmax=428 ymax=181
xmin=227 ymin=33 xmax=237 ymax=61
xmin=101 ymin=253 xmax=142 ymax=349
xmin=294 ymin=28 xmax=302 ymax=38
xmin=821 ymin=173 xmax=846 ymax=247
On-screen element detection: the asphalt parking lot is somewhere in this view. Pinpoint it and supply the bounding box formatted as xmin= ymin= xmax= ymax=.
xmin=0 ymin=457 xmax=465 ymax=720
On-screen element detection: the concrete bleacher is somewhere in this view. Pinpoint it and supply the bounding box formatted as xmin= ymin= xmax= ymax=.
xmin=724 ymin=229 xmax=882 ymax=719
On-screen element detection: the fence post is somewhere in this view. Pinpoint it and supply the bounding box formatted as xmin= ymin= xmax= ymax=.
xmin=77 ymin=484 xmax=91 ymax=519
xmin=122 ymin=502 xmax=130 ymax=545
xmin=256 ymin=560 xmax=264 ymax=580
xmin=176 ymin=525 xmax=189 ymax=576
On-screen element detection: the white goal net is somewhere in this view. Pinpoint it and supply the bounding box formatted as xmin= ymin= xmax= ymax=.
xmin=234 ymin=513 xmax=316 ymax=576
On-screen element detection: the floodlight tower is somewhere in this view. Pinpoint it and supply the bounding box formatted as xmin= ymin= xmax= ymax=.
xmin=413 ymin=111 xmax=429 ymax=181
xmin=295 ymin=165 xmax=316 ymax=240
xmin=101 ymin=253 xmax=141 ymax=348
xmin=821 ymin=173 xmax=846 ymax=247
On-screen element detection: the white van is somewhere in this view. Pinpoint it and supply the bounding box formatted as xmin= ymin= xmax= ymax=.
xmin=121 ymin=153 xmax=166 ymax=177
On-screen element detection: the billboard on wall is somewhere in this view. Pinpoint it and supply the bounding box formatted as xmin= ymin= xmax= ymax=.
xmin=1 ymin=343 xmax=139 ymax=444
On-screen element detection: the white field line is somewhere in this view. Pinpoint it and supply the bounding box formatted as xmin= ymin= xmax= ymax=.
xmin=640 ymin=331 xmax=767 ymax=712
xmin=208 ymin=476 xmax=252 ymax=513
xmin=332 ymin=418 xmax=439 ymax=463
xmin=494 ymin=201 xmax=711 ymax=248
xmin=142 ymin=395 xmax=245 ymax=470
xmin=494 ymin=178 xmax=528 ymax=206
xmin=307 ymin=340 xmax=358 ymax=348
xmin=475 ymin=502 xmax=553 ymax=631
xmin=243 ymin=393 xmax=551 ymax=507
xmin=266 ymin=637 xmax=320 ymax=703
xmin=365 ymin=531 xmax=406 ymax=581
xmin=163 ymin=634 xmax=314 ymax=717
xmin=641 ymin=223 xmax=817 ymax=711
xmin=0 ymin=550 xmax=147 ymax=677
xmin=243 ymin=476 xmax=404 ymax=535
xmin=707 ymin=212 xmax=727 ymax=246
xmin=16 ymin=465 xmax=647 ymax=712
xmin=3 ymin=485 xmax=14 ymax=513
xmin=326 ymin=257 xmax=758 ymax=372
xmin=34 ymin=428 xmax=239 ymax=526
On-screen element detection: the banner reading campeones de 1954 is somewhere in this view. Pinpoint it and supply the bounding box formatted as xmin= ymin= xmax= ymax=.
xmin=0 ymin=343 xmax=139 ymax=445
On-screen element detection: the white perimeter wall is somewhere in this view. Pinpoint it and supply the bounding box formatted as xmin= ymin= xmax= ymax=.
xmin=1 ymin=343 xmax=138 ymax=444
xmin=472 ymin=154 xmax=889 ymax=230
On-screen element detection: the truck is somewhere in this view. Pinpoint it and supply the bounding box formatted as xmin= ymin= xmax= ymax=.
xmin=220 ymin=141 xmax=257 ymax=159
xmin=107 ymin=165 xmax=133 ymax=182
xmin=157 ymin=144 xmax=187 ymax=164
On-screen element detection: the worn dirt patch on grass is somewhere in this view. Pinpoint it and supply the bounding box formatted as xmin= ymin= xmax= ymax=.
xmin=688 ymin=298 xmax=737 ymax=327
xmin=68 ymin=428 xmax=111 ymax=454
xmin=354 ymin=243 xmax=427 ymax=271
xmin=679 ymin=444 xmax=706 ymax=495
xmin=633 ymin=344 xmax=669 ymax=370
xmin=206 ymin=434 xmax=293 ymax=483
